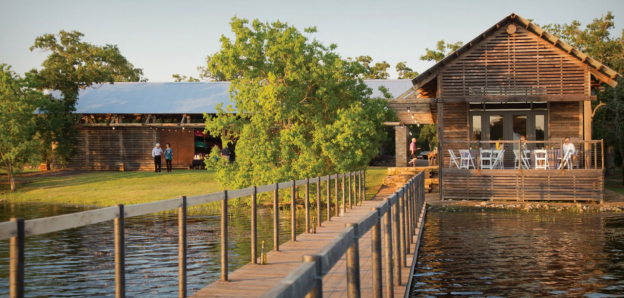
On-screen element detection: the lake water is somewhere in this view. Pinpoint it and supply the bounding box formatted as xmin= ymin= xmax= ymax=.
xmin=411 ymin=208 xmax=624 ymax=297
xmin=0 ymin=202 xmax=323 ymax=297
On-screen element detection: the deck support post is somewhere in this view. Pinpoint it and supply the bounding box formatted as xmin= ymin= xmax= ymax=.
xmin=305 ymin=178 xmax=310 ymax=234
xmin=317 ymin=177 xmax=321 ymax=227
xmin=10 ymin=218 xmax=24 ymax=298
xmin=303 ymin=255 xmax=322 ymax=298
xmin=383 ymin=199 xmax=394 ymax=296
xmin=326 ymin=177 xmax=331 ymax=221
xmin=406 ymin=182 xmax=412 ymax=247
xmin=348 ymin=173 xmax=352 ymax=209
xmin=179 ymin=196 xmax=187 ymax=296
xmin=221 ymin=191 xmax=228 ymax=282
xmin=251 ymin=186 xmax=257 ymax=263
xmin=291 ymin=180 xmax=296 ymax=241
xmin=274 ymin=184 xmax=279 ymax=251
xmin=371 ymin=207 xmax=382 ymax=298
xmin=342 ymin=174 xmax=346 ymax=215
xmin=335 ymin=175 xmax=339 ymax=217
xmin=392 ymin=195 xmax=402 ymax=285
xmin=363 ymin=170 xmax=366 ymax=202
xmin=399 ymin=189 xmax=407 ymax=267
xmin=345 ymin=223 xmax=361 ymax=298
xmin=114 ymin=205 xmax=126 ymax=298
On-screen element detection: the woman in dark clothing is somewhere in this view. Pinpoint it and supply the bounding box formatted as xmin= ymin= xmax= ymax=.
xmin=164 ymin=143 xmax=173 ymax=173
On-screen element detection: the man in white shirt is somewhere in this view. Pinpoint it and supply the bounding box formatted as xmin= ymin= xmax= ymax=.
xmin=562 ymin=137 xmax=576 ymax=168
xmin=152 ymin=143 xmax=164 ymax=172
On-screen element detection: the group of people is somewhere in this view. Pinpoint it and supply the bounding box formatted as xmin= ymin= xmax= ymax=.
xmin=152 ymin=143 xmax=174 ymax=173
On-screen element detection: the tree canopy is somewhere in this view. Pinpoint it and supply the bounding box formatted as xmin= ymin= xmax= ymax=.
xmin=172 ymin=74 xmax=200 ymax=82
xmin=29 ymin=30 xmax=146 ymax=166
xmin=420 ymin=40 xmax=463 ymax=62
xmin=395 ymin=62 xmax=419 ymax=79
xmin=203 ymin=17 xmax=396 ymax=190
xmin=353 ymin=56 xmax=390 ymax=79
xmin=0 ymin=64 xmax=45 ymax=191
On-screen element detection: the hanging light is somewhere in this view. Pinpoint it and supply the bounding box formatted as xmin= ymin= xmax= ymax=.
xmin=407 ymin=107 xmax=411 ymax=113
xmin=112 ymin=126 xmax=115 ymax=130
xmin=182 ymin=127 xmax=185 ymax=131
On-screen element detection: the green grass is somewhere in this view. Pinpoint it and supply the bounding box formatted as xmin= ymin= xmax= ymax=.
xmin=605 ymin=167 xmax=624 ymax=195
xmin=1 ymin=167 xmax=388 ymax=208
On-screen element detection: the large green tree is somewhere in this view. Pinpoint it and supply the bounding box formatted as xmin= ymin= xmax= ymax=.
xmin=172 ymin=74 xmax=200 ymax=82
xmin=203 ymin=17 xmax=396 ymax=190
xmin=354 ymin=55 xmax=391 ymax=79
xmin=541 ymin=12 xmax=624 ymax=183
xmin=29 ymin=30 xmax=146 ymax=166
xmin=395 ymin=61 xmax=419 ymax=79
xmin=420 ymin=40 xmax=463 ymax=62
xmin=0 ymin=65 xmax=45 ymax=191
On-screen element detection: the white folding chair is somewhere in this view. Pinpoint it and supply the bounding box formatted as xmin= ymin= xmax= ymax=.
xmin=492 ymin=150 xmax=505 ymax=169
xmin=521 ymin=150 xmax=532 ymax=169
xmin=448 ymin=149 xmax=460 ymax=169
xmin=534 ymin=149 xmax=549 ymax=169
xmin=513 ymin=150 xmax=521 ymax=169
xmin=480 ymin=149 xmax=493 ymax=169
xmin=559 ymin=150 xmax=573 ymax=169
xmin=459 ymin=149 xmax=476 ymax=169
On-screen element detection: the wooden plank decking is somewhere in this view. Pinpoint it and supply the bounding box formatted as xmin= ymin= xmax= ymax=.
xmin=191 ymin=186 xmax=420 ymax=297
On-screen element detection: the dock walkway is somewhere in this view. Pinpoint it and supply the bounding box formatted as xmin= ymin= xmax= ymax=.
xmin=191 ymin=186 xmax=419 ymax=297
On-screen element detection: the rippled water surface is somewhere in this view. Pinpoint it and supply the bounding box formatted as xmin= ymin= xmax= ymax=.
xmin=0 ymin=202 xmax=319 ymax=297
xmin=411 ymin=208 xmax=624 ymax=297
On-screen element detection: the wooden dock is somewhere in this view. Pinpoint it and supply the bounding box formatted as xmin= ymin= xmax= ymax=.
xmin=191 ymin=186 xmax=421 ymax=297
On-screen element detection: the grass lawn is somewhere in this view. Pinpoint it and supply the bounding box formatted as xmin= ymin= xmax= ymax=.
xmin=606 ymin=167 xmax=624 ymax=196
xmin=1 ymin=167 xmax=388 ymax=208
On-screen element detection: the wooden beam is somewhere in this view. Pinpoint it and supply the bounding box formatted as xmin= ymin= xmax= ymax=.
xmin=439 ymin=95 xmax=596 ymax=103
xmin=383 ymin=122 xmax=402 ymax=126
xmin=144 ymin=114 xmax=152 ymax=124
xmin=180 ymin=114 xmax=187 ymax=125
xmin=589 ymin=68 xmax=617 ymax=87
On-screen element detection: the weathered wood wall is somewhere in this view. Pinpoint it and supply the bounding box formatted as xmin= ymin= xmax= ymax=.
xmin=549 ymin=101 xmax=582 ymax=140
xmin=441 ymin=103 xmax=469 ymax=167
xmin=159 ymin=129 xmax=194 ymax=167
xmin=64 ymin=127 xmax=159 ymax=171
xmin=442 ymin=169 xmax=603 ymax=202
xmin=440 ymin=25 xmax=589 ymax=99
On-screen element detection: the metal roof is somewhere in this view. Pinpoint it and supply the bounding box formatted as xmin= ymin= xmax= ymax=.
xmin=61 ymin=80 xmax=413 ymax=114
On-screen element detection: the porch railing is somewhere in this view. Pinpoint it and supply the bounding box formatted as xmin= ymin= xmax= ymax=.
xmin=1 ymin=170 xmax=367 ymax=298
xmin=442 ymin=139 xmax=604 ymax=171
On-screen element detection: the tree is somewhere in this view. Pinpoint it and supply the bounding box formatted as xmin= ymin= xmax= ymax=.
xmin=203 ymin=17 xmax=396 ymax=191
xmin=541 ymin=12 xmax=624 ymax=184
xmin=29 ymin=30 xmax=146 ymax=166
xmin=418 ymin=124 xmax=437 ymax=151
xmin=396 ymin=62 xmax=419 ymax=79
xmin=172 ymin=74 xmax=200 ymax=82
xmin=0 ymin=65 xmax=45 ymax=191
xmin=354 ymin=55 xmax=390 ymax=79
xmin=420 ymin=40 xmax=463 ymax=62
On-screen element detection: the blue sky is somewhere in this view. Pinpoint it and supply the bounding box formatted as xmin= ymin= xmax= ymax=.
xmin=1 ymin=0 xmax=623 ymax=82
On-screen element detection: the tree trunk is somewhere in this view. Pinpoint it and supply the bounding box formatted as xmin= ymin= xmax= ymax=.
xmin=606 ymin=146 xmax=616 ymax=175
xmin=7 ymin=162 xmax=16 ymax=192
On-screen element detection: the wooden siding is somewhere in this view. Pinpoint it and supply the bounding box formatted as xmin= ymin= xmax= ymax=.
xmin=440 ymin=25 xmax=590 ymax=99
xmin=549 ymin=101 xmax=582 ymax=140
xmin=441 ymin=103 xmax=469 ymax=167
xmin=65 ymin=127 xmax=158 ymax=171
xmin=159 ymin=129 xmax=194 ymax=167
xmin=442 ymin=169 xmax=603 ymax=202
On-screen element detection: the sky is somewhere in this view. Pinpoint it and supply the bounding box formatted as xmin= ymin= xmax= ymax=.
xmin=1 ymin=0 xmax=623 ymax=82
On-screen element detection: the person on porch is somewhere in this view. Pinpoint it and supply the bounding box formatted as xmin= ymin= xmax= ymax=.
xmin=409 ymin=138 xmax=421 ymax=167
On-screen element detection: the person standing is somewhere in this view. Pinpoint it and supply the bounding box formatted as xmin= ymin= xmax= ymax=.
xmin=152 ymin=143 xmax=163 ymax=172
xmin=409 ymin=138 xmax=420 ymax=167
xmin=164 ymin=143 xmax=173 ymax=173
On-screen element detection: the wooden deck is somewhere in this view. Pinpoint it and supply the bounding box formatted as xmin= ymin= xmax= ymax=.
xmin=191 ymin=186 xmax=420 ymax=297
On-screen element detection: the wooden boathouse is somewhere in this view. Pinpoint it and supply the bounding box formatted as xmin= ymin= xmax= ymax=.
xmin=388 ymin=13 xmax=621 ymax=202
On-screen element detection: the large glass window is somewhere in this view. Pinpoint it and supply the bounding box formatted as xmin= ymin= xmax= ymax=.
xmin=489 ymin=115 xmax=504 ymax=141
xmin=535 ymin=115 xmax=545 ymax=141
xmin=512 ymin=115 xmax=527 ymax=140
xmin=472 ymin=115 xmax=482 ymax=141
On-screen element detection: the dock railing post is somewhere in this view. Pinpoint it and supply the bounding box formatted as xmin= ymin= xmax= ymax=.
xmin=371 ymin=207 xmax=382 ymax=298
xmin=327 ymin=176 xmax=331 ymax=221
xmin=221 ymin=191 xmax=228 ymax=282
xmin=345 ymin=223 xmax=361 ymax=298
xmin=291 ymin=180 xmax=296 ymax=241
xmin=317 ymin=177 xmax=321 ymax=227
xmin=179 ymin=196 xmax=187 ymax=297
xmin=10 ymin=218 xmax=24 ymax=298
xmin=303 ymin=254 xmax=322 ymax=298
xmin=305 ymin=178 xmax=310 ymax=234
xmin=274 ymin=183 xmax=279 ymax=252
xmin=383 ymin=199 xmax=394 ymax=297
xmin=114 ymin=205 xmax=126 ymax=298
xmin=392 ymin=195 xmax=401 ymax=285
xmin=335 ymin=175 xmax=339 ymax=217
xmin=251 ymin=186 xmax=257 ymax=264
xmin=399 ymin=188 xmax=407 ymax=267
xmin=405 ymin=182 xmax=412 ymax=248
xmin=348 ymin=172 xmax=352 ymax=209
xmin=342 ymin=174 xmax=346 ymax=215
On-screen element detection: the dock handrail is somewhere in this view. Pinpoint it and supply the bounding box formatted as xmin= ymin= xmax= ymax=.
xmin=261 ymin=172 xmax=426 ymax=298
xmin=2 ymin=169 xmax=369 ymax=298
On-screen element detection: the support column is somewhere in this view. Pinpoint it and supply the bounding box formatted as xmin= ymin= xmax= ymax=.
xmin=437 ymin=101 xmax=444 ymax=200
xmin=395 ymin=126 xmax=409 ymax=167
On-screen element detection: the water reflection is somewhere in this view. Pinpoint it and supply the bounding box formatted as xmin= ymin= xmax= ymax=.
xmin=411 ymin=209 xmax=624 ymax=297
xmin=0 ymin=202 xmax=322 ymax=297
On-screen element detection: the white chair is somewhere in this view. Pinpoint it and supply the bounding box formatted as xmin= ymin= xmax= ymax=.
xmin=559 ymin=150 xmax=574 ymax=169
xmin=513 ymin=150 xmax=521 ymax=169
xmin=459 ymin=149 xmax=476 ymax=169
xmin=492 ymin=150 xmax=505 ymax=169
xmin=480 ymin=149 xmax=493 ymax=169
xmin=534 ymin=149 xmax=549 ymax=169
xmin=522 ymin=150 xmax=532 ymax=169
xmin=448 ymin=149 xmax=460 ymax=168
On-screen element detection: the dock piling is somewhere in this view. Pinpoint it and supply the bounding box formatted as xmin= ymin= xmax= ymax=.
xmin=114 ymin=205 xmax=126 ymax=298
xmin=179 ymin=196 xmax=187 ymax=296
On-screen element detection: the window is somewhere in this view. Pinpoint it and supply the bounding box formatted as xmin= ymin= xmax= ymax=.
xmin=489 ymin=115 xmax=504 ymax=141
xmin=472 ymin=115 xmax=482 ymax=141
